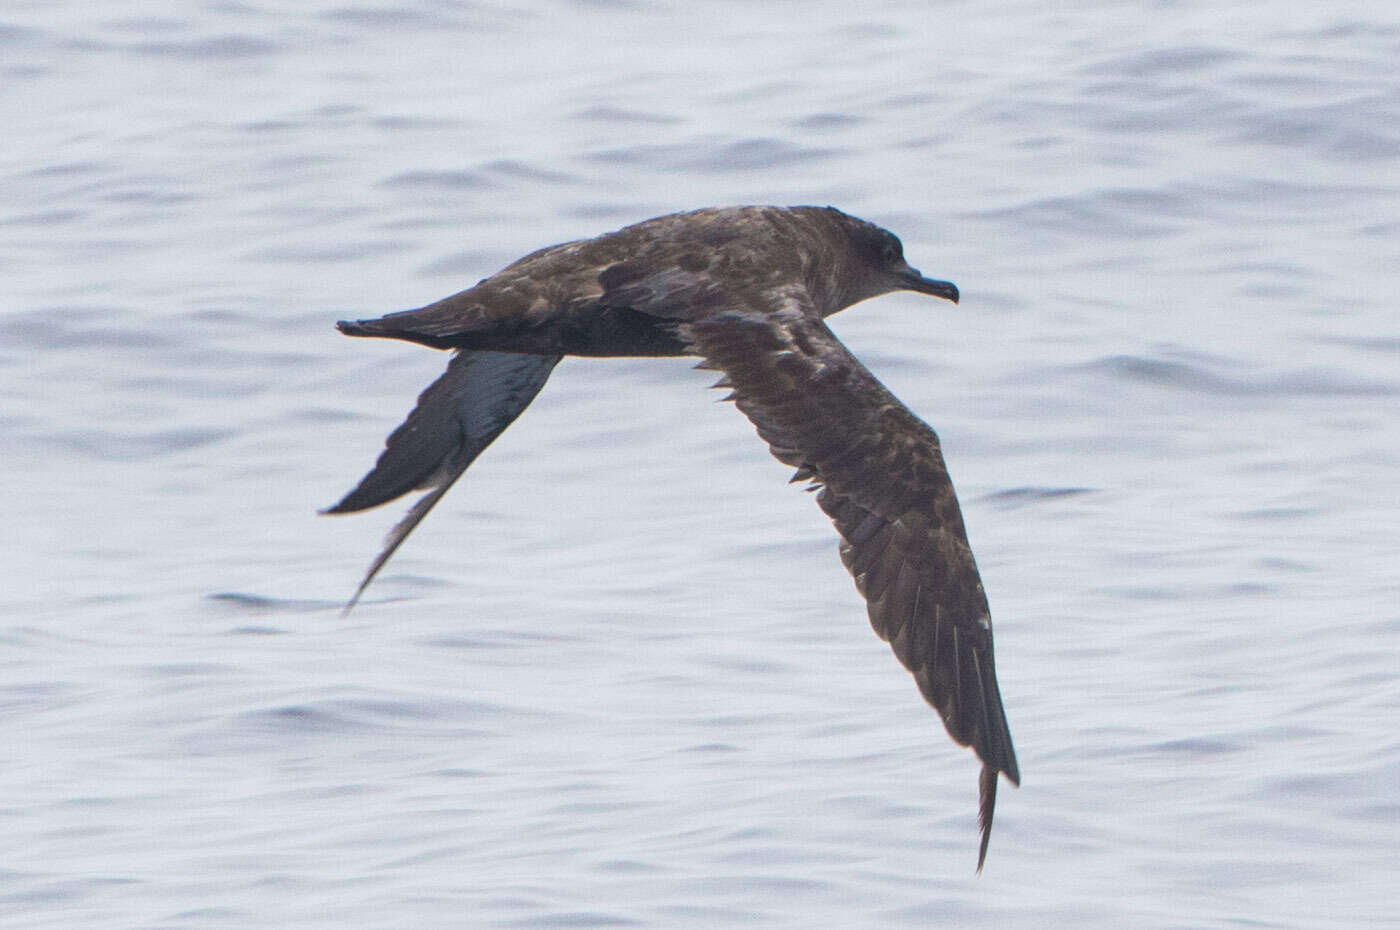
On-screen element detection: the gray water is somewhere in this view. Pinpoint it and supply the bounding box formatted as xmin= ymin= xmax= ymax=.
xmin=3 ymin=1 xmax=1398 ymax=927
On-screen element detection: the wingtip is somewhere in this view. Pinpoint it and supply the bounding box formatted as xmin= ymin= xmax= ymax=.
xmin=976 ymin=764 xmax=998 ymax=873
xmin=320 ymin=489 xmax=368 ymax=515
xmin=321 ymin=482 xmax=393 ymax=515
xmin=339 ymin=586 xmax=366 ymax=618
xmin=320 ymin=494 xmax=365 ymax=515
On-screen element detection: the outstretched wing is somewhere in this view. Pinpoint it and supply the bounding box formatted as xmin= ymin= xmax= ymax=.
xmin=676 ymin=286 xmax=1019 ymax=870
xmin=324 ymin=350 xmax=560 ymax=612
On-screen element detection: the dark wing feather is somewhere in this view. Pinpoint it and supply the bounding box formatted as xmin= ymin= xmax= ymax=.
xmin=324 ymin=350 xmax=560 ymax=613
xmin=676 ymin=287 xmax=1018 ymax=870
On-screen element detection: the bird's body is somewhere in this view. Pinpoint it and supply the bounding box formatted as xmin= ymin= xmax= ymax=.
xmin=335 ymin=206 xmax=936 ymax=355
xmin=328 ymin=205 xmax=1019 ymax=868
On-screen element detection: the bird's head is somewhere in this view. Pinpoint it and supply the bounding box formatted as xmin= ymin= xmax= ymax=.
xmin=816 ymin=208 xmax=960 ymax=312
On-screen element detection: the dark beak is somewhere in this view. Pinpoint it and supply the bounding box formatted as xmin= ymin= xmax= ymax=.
xmin=900 ymin=266 xmax=960 ymax=303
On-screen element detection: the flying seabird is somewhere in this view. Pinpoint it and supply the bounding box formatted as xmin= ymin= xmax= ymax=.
xmin=326 ymin=205 xmax=1020 ymax=869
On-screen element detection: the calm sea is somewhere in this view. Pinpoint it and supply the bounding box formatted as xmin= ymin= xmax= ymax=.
xmin=3 ymin=1 xmax=1397 ymax=927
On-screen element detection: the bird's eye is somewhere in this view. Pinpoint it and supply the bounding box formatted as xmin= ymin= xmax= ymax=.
xmin=881 ymin=240 xmax=900 ymax=263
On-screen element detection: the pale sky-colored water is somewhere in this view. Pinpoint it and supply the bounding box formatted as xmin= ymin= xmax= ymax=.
xmin=3 ymin=2 xmax=1398 ymax=927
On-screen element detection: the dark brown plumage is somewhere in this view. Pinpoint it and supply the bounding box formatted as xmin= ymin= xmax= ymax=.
xmin=327 ymin=205 xmax=1019 ymax=868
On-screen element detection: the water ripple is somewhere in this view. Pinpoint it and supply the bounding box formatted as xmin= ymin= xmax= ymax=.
xmin=1078 ymin=354 xmax=1397 ymax=397
xmin=582 ymin=137 xmax=839 ymax=173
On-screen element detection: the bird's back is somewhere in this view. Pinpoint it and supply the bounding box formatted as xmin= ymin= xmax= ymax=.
xmin=336 ymin=206 xmax=830 ymax=356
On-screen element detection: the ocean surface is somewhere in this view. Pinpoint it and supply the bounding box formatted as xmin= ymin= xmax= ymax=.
xmin=3 ymin=1 xmax=1398 ymax=927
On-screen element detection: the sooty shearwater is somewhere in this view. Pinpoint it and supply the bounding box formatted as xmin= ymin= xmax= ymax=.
xmin=326 ymin=205 xmax=1019 ymax=869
